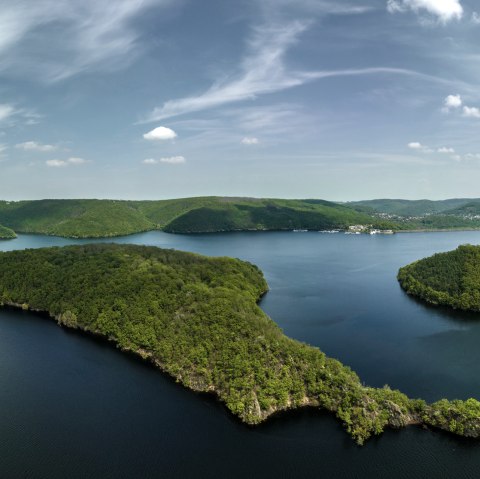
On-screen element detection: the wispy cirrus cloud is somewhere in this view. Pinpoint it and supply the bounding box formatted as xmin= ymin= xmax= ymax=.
xmin=143 ymin=21 xmax=310 ymax=122
xmin=0 ymin=0 xmax=175 ymax=82
xmin=142 ymin=17 xmax=462 ymax=123
xmin=259 ymin=0 xmax=374 ymax=16
xmin=0 ymin=103 xmax=41 ymax=126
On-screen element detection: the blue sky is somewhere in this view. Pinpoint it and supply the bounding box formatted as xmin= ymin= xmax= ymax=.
xmin=1 ymin=0 xmax=480 ymax=200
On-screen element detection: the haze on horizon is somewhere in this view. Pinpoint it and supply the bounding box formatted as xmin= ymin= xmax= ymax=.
xmin=1 ymin=0 xmax=479 ymax=201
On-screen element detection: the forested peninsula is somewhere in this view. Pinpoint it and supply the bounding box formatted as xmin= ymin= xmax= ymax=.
xmin=0 ymin=224 xmax=16 ymax=240
xmin=398 ymin=244 xmax=480 ymax=311
xmin=0 ymin=244 xmax=479 ymax=444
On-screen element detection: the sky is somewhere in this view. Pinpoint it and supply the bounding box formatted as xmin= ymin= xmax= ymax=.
xmin=1 ymin=0 xmax=480 ymax=201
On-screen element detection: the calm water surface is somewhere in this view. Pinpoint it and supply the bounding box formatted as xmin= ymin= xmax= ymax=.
xmin=1 ymin=231 xmax=480 ymax=478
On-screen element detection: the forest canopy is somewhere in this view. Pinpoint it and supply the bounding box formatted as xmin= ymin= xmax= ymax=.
xmin=0 ymin=243 xmax=479 ymax=443
xmin=398 ymin=244 xmax=480 ymax=311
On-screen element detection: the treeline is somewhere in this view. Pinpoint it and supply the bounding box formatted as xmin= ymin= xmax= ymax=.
xmin=0 ymin=244 xmax=478 ymax=443
xmin=398 ymin=244 xmax=480 ymax=311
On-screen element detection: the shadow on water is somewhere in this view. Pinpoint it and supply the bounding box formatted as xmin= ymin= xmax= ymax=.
xmin=397 ymin=285 xmax=480 ymax=323
xmin=3 ymin=304 xmax=480 ymax=452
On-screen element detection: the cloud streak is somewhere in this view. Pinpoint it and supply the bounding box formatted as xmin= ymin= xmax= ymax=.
xmin=0 ymin=0 xmax=175 ymax=82
xmin=142 ymin=156 xmax=185 ymax=164
xmin=143 ymin=18 xmax=462 ymax=123
xmin=46 ymin=157 xmax=89 ymax=167
xmin=16 ymin=141 xmax=58 ymax=152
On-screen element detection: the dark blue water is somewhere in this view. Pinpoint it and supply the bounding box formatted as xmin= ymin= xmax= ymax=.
xmin=1 ymin=231 xmax=480 ymax=478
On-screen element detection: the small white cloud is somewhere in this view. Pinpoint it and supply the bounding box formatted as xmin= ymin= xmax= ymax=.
xmin=407 ymin=142 xmax=434 ymax=153
xmin=472 ymin=12 xmax=480 ymax=23
xmin=46 ymin=159 xmax=67 ymax=167
xmin=438 ymin=147 xmax=455 ymax=153
xmin=465 ymin=153 xmax=480 ymax=160
xmin=387 ymin=0 xmax=463 ymax=23
xmin=46 ymin=157 xmax=88 ymax=167
xmin=241 ymin=137 xmax=259 ymax=145
xmin=142 ymin=156 xmax=185 ymax=165
xmin=160 ymin=156 xmax=185 ymax=164
xmin=443 ymin=94 xmax=462 ymax=111
xmin=463 ymin=106 xmax=480 ymax=118
xmin=143 ymin=126 xmax=177 ymax=141
xmin=15 ymin=141 xmax=58 ymax=152
xmin=67 ymin=157 xmax=87 ymax=164
xmin=451 ymin=154 xmax=462 ymax=162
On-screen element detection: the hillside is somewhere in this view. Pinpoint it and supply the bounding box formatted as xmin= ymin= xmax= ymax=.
xmin=349 ymin=198 xmax=475 ymax=217
xmin=161 ymin=198 xmax=381 ymax=233
xmin=442 ymin=201 xmax=480 ymax=216
xmin=3 ymin=197 xmax=480 ymax=239
xmin=0 ymin=198 xmax=388 ymax=238
xmin=0 ymin=244 xmax=479 ymax=443
xmin=0 ymin=200 xmax=155 ymax=238
xmin=398 ymin=244 xmax=480 ymax=311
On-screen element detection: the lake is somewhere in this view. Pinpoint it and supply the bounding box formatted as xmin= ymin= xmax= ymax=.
xmin=1 ymin=231 xmax=480 ymax=478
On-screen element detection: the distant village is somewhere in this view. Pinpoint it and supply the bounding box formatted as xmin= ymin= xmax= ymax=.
xmin=346 ymin=225 xmax=394 ymax=235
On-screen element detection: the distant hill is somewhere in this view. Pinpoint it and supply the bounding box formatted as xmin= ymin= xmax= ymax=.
xmin=348 ymin=198 xmax=476 ymax=217
xmin=442 ymin=201 xmax=480 ymax=216
xmin=160 ymin=198 xmax=379 ymax=233
xmin=3 ymin=196 xmax=480 ymax=239
xmin=0 ymin=197 xmax=388 ymax=238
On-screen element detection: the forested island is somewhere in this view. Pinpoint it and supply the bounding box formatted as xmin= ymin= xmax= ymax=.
xmin=0 ymin=243 xmax=479 ymax=444
xmin=398 ymin=244 xmax=480 ymax=311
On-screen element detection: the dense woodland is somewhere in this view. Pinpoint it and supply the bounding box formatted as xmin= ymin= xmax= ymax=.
xmin=0 ymin=224 xmax=16 ymax=239
xmin=1 ymin=197 xmax=480 ymax=238
xmin=0 ymin=197 xmax=399 ymax=238
xmin=0 ymin=244 xmax=478 ymax=443
xmin=398 ymin=244 xmax=480 ymax=311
